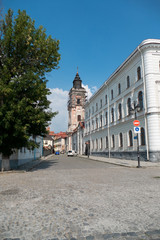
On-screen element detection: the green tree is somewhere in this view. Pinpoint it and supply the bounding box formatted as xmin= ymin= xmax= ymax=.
xmin=0 ymin=9 xmax=60 ymax=170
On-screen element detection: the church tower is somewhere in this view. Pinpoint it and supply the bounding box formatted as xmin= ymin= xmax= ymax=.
xmin=68 ymin=71 xmax=87 ymax=132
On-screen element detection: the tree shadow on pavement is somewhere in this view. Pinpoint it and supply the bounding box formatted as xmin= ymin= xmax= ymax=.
xmin=29 ymin=159 xmax=59 ymax=172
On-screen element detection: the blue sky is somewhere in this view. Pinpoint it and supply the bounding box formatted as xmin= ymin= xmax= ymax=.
xmin=2 ymin=0 xmax=160 ymax=132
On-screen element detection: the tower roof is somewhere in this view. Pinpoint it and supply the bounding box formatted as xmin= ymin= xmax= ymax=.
xmin=73 ymin=72 xmax=82 ymax=89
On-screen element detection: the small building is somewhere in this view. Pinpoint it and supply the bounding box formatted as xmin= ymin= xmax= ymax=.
xmin=43 ymin=134 xmax=54 ymax=150
xmin=0 ymin=136 xmax=43 ymax=170
xmin=53 ymin=132 xmax=68 ymax=153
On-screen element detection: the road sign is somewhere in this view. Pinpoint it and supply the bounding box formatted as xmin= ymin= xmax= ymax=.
xmin=134 ymin=136 xmax=137 ymax=139
xmin=134 ymin=127 xmax=141 ymax=133
xmin=133 ymin=120 xmax=140 ymax=126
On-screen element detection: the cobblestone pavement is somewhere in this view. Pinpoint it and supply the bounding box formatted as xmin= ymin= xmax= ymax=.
xmin=0 ymin=155 xmax=160 ymax=240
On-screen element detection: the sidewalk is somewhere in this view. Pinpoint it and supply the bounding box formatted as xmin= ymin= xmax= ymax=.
xmin=0 ymin=154 xmax=54 ymax=173
xmin=79 ymin=155 xmax=160 ymax=168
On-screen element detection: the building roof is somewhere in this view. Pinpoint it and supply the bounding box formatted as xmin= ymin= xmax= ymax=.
xmin=85 ymin=39 xmax=160 ymax=106
xmin=43 ymin=134 xmax=54 ymax=141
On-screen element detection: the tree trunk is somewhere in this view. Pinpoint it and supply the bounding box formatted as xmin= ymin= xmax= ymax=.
xmin=1 ymin=155 xmax=10 ymax=171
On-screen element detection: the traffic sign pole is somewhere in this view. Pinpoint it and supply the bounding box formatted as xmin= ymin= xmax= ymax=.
xmin=133 ymin=121 xmax=141 ymax=168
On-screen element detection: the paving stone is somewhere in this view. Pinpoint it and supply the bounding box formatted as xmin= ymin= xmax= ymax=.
xmin=0 ymin=155 xmax=160 ymax=240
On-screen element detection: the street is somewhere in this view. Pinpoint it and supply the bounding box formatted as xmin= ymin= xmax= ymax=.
xmin=0 ymin=154 xmax=160 ymax=240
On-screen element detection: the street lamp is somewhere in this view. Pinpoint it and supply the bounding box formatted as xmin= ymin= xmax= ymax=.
xmin=130 ymin=101 xmax=141 ymax=168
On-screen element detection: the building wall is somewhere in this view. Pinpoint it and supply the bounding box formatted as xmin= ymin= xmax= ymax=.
xmin=84 ymin=40 xmax=160 ymax=162
xmin=0 ymin=136 xmax=43 ymax=169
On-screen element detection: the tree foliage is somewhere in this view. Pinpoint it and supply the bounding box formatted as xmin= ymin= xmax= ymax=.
xmin=0 ymin=9 xmax=60 ymax=156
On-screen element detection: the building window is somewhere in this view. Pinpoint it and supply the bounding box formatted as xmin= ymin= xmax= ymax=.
xmin=96 ymin=139 xmax=98 ymax=149
xmin=105 ymin=112 xmax=108 ymax=125
xmin=141 ymin=127 xmax=145 ymax=146
xmin=77 ymin=115 xmax=81 ymax=121
xmin=105 ymin=95 xmax=107 ymax=104
xmin=127 ymin=98 xmax=131 ymax=116
xmin=89 ymin=109 xmax=91 ymax=117
xmin=118 ymin=103 xmax=122 ymax=120
xmin=106 ymin=136 xmax=108 ymax=149
xmin=129 ymin=130 xmax=133 ymax=146
xmin=112 ymin=135 xmax=115 ymax=148
xmin=92 ymin=120 xmax=94 ymax=130
xmin=111 ymin=89 xmax=114 ymax=100
xmin=96 ymin=117 xmax=98 ymax=129
xmin=92 ymin=106 xmax=94 ymax=114
xmin=111 ymin=108 xmax=114 ymax=122
xmin=77 ymin=99 xmax=80 ymax=104
xmin=92 ymin=140 xmax=94 ymax=150
xmin=100 ymin=138 xmax=103 ymax=149
xmin=118 ymin=83 xmax=121 ymax=95
xmin=100 ymin=99 xmax=102 ymax=108
xmin=119 ymin=133 xmax=123 ymax=147
xmin=127 ymin=76 xmax=130 ymax=88
xmin=100 ymin=115 xmax=102 ymax=127
xmin=138 ymin=91 xmax=143 ymax=110
xmin=96 ymin=103 xmax=98 ymax=111
xmin=137 ymin=66 xmax=141 ymax=80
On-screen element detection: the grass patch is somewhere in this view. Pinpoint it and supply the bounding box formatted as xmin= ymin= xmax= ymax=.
xmin=153 ymin=176 xmax=160 ymax=179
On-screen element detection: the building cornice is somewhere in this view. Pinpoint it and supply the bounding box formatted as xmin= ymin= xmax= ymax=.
xmin=85 ymin=39 xmax=160 ymax=107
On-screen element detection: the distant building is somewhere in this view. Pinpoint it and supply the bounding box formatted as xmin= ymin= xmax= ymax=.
xmin=53 ymin=132 xmax=68 ymax=152
xmin=84 ymin=39 xmax=160 ymax=162
xmin=43 ymin=134 xmax=54 ymax=150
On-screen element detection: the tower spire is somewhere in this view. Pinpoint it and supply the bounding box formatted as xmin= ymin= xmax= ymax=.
xmin=77 ymin=66 xmax=78 ymax=73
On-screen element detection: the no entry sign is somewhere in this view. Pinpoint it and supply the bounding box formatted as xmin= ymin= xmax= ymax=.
xmin=133 ymin=120 xmax=140 ymax=126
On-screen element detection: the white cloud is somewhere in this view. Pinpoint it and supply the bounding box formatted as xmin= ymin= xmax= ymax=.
xmin=82 ymin=84 xmax=98 ymax=100
xmin=48 ymin=88 xmax=69 ymax=133
xmin=47 ymin=85 xmax=97 ymax=133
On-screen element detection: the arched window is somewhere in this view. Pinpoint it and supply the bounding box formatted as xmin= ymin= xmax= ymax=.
xmin=118 ymin=103 xmax=122 ymax=120
xmin=118 ymin=83 xmax=121 ymax=95
xmin=127 ymin=98 xmax=131 ymax=116
xmin=96 ymin=117 xmax=98 ymax=129
xmin=138 ymin=91 xmax=143 ymax=110
xmin=129 ymin=130 xmax=133 ymax=146
xmin=137 ymin=66 xmax=141 ymax=80
xmin=100 ymin=99 xmax=102 ymax=108
xmin=119 ymin=133 xmax=123 ymax=147
xmin=77 ymin=115 xmax=81 ymax=121
xmin=92 ymin=140 xmax=94 ymax=150
xmin=96 ymin=139 xmax=98 ymax=149
xmin=96 ymin=103 xmax=98 ymax=111
xmin=105 ymin=95 xmax=107 ymax=104
xmin=77 ymin=99 xmax=80 ymax=104
xmin=106 ymin=136 xmax=108 ymax=148
xmin=100 ymin=138 xmax=103 ymax=149
xmin=100 ymin=115 xmax=102 ymax=127
xmin=141 ymin=127 xmax=145 ymax=145
xmin=112 ymin=135 xmax=115 ymax=148
xmin=111 ymin=89 xmax=113 ymax=100
xmin=92 ymin=120 xmax=94 ymax=130
xmin=127 ymin=76 xmax=130 ymax=88
xmin=105 ymin=112 xmax=108 ymax=125
xmin=111 ymin=108 xmax=114 ymax=122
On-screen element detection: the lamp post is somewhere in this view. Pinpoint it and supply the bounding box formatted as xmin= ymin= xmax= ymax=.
xmin=130 ymin=101 xmax=141 ymax=168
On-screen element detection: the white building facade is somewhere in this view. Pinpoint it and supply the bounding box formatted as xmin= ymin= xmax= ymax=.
xmin=0 ymin=136 xmax=43 ymax=169
xmin=84 ymin=39 xmax=160 ymax=162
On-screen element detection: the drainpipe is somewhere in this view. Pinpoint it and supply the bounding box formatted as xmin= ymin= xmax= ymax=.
xmin=137 ymin=46 xmax=149 ymax=161
xmin=106 ymin=84 xmax=110 ymax=158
